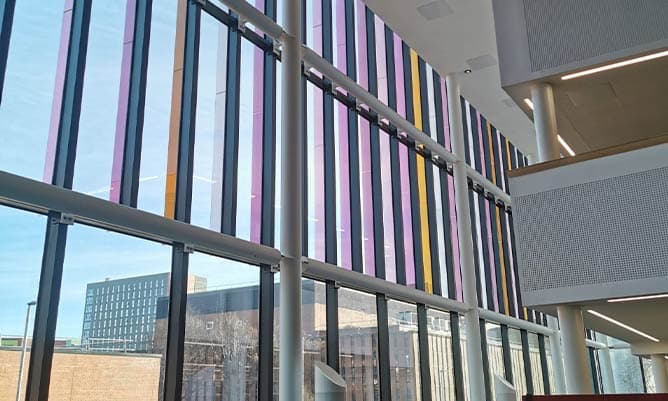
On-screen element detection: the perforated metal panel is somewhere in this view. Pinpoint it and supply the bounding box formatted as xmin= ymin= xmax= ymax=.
xmin=523 ymin=0 xmax=668 ymax=71
xmin=513 ymin=166 xmax=668 ymax=302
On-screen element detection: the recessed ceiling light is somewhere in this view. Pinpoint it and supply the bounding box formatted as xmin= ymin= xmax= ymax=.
xmin=587 ymin=310 xmax=660 ymax=343
xmin=557 ymin=135 xmax=576 ymax=156
xmin=561 ymin=49 xmax=668 ymax=80
xmin=464 ymin=69 xmax=472 ymax=74
xmin=522 ymin=98 xmax=576 ymax=156
xmin=608 ymin=293 xmax=668 ymax=303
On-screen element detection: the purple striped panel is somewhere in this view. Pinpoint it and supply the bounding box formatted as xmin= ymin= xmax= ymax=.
xmin=44 ymin=0 xmax=75 ymax=183
xmin=313 ymin=0 xmax=325 ymax=260
xmin=356 ymin=1 xmax=374 ymax=276
xmin=448 ymin=175 xmax=462 ymax=301
xmin=392 ymin=34 xmax=405 ymax=118
xmin=477 ymin=112 xmax=499 ymax=311
xmin=335 ymin=0 xmax=352 ymax=269
xmin=392 ymin=34 xmax=415 ymax=286
xmin=379 ymin=134 xmax=396 ymax=282
xmin=374 ymin=16 xmax=387 ymax=105
xmin=249 ymin=3 xmax=265 ymax=243
xmin=110 ymin=0 xmax=137 ymax=203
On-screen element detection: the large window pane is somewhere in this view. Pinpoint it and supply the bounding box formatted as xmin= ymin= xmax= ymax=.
xmin=182 ymin=253 xmax=260 ymax=401
xmin=388 ymin=300 xmax=421 ymax=401
xmin=427 ymin=309 xmax=456 ymax=401
xmin=51 ymin=224 xmax=172 ymax=399
xmin=486 ymin=322 xmax=505 ymax=399
xmin=0 ymin=206 xmax=46 ymax=400
xmin=0 ymin=2 xmax=63 ymax=179
xmin=508 ymin=327 xmax=526 ymax=400
xmin=302 ymin=279 xmax=328 ymax=401
xmin=609 ymin=337 xmax=645 ymax=393
xmin=137 ymin=0 xmax=178 ymax=215
xmin=72 ymin=1 xmax=126 ymax=198
xmin=528 ymin=333 xmax=545 ymax=395
xmin=338 ymin=288 xmax=379 ymax=401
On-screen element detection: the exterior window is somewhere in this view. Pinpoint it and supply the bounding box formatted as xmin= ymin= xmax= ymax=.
xmin=338 ymin=288 xmax=380 ymax=401
xmin=388 ymin=300 xmax=422 ymax=401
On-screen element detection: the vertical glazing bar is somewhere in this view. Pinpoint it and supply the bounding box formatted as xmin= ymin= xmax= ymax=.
xmin=24 ymin=212 xmax=69 ymax=401
xmin=43 ymin=0 xmax=92 ymax=188
xmin=220 ymin=14 xmax=242 ymax=235
xmin=163 ymin=2 xmax=199 ymax=401
xmin=301 ymin=0 xmax=308 ymax=257
xmin=521 ymin=329 xmax=535 ymax=395
xmin=538 ymin=334 xmax=551 ymax=395
xmin=344 ymin=0 xmax=362 ymax=271
xmin=376 ymin=295 xmax=391 ymax=401
xmin=385 ymin=26 xmax=406 ymax=285
xmin=588 ymin=347 xmax=600 ymax=394
xmin=164 ymin=244 xmax=190 ymax=401
xmin=111 ymin=0 xmax=153 ymax=206
xmin=450 ymin=313 xmax=465 ymax=401
xmin=258 ymin=1 xmax=277 ymax=399
xmin=365 ymin=6 xmax=385 ymax=279
xmin=417 ymin=304 xmax=433 ymax=401
xmin=500 ymin=324 xmax=514 ymax=383
xmin=322 ymin=0 xmax=337 ymax=264
xmin=479 ymin=318 xmax=492 ymax=401
xmin=0 ymin=0 xmax=16 ymax=103
xmin=326 ymin=282 xmax=339 ymax=371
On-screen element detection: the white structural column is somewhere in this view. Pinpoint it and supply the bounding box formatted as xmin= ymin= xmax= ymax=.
xmin=547 ymin=316 xmax=567 ymax=393
xmin=557 ymin=305 xmax=594 ymax=393
xmin=651 ymin=355 xmax=668 ymax=393
xmin=530 ymin=83 xmax=560 ymax=161
xmin=598 ymin=335 xmax=616 ymax=394
xmin=531 ymin=81 xmax=592 ymax=394
xmin=446 ymin=73 xmax=486 ymax=401
xmin=278 ymin=0 xmax=303 ymax=399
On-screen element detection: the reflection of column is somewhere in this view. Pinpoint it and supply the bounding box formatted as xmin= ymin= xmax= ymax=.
xmin=445 ymin=73 xmax=486 ymax=401
xmin=651 ymin=354 xmax=668 ymax=393
xmin=597 ymin=335 xmax=615 ymax=393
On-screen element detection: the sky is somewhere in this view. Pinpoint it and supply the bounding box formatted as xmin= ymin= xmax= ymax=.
xmin=0 ymin=0 xmax=268 ymax=339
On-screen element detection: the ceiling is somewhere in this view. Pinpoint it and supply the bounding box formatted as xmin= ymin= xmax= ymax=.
xmin=506 ymin=54 xmax=668 ymax=154
xmin=362 ymin=0 xmax=538 ymax=156
xmin=364 ymin=0 xmax=668 ymax=349
xmin=536 ymin=297 xmax=668 ymax=350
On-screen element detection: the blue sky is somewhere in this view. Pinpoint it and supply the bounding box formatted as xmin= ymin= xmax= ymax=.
xmin=0 ymin=1 xmax=269 ymax=339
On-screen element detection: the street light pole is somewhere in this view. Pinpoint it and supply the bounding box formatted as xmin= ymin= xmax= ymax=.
xmin=16 ymin=300 xmax=36 ymax=401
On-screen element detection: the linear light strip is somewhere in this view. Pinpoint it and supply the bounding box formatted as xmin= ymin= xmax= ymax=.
xmin=608 ymin=293 xmax=668 ymax=303
xmin=562 ymin=49 xmax=668 ymax=80
xmin=523 ymin=98 xmax=576 ymax=156
xmin=587 ymin=310 xmax=660 ymax=343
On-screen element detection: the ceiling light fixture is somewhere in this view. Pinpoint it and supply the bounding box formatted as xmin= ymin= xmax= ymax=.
xmin=523 ymin=98 xmax=576 ymax=156
xmin=561 ymin=49 xmax=668 ymax=80
xmin=587 ymin=310 xmax=660 ymax=343
xmin=464 ymin=69 xmax=472 ymax=74
xmin=608 ymin=293 xmax=668 ymax=303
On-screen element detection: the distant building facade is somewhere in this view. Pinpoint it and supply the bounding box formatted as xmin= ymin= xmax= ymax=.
xmin=82 ymin=272 xmax=206 ymax=352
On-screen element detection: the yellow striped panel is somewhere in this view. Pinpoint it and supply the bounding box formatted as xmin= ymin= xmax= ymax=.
xmin=488 ymin=125 xmax=511 ymax=315
xmin=164 ymin=0 xmax=188 ymax=219
xmin=410 ymin=49 xmax=433 ymax=293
